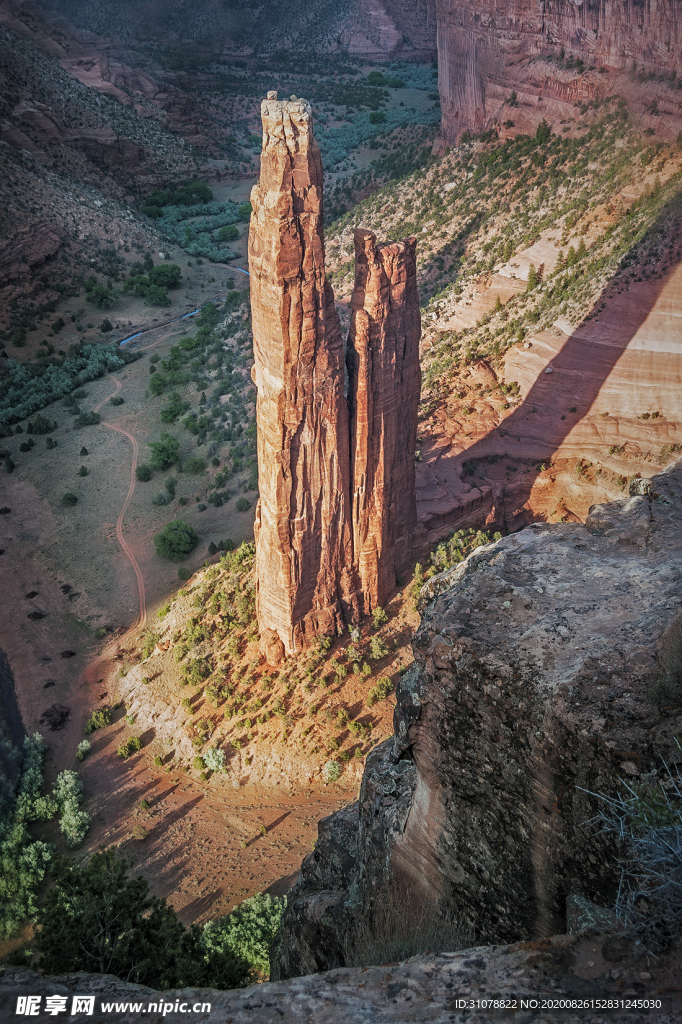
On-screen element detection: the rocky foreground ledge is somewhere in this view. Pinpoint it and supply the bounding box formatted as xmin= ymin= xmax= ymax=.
xmin=1 ymin=931 xmax=679 ymax=1023
xmin=274 ymin=464 xmax=682 ymax=978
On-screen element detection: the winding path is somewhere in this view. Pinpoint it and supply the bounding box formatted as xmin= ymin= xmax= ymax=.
xmin=94 ymin=376 xmax=147 ymax=633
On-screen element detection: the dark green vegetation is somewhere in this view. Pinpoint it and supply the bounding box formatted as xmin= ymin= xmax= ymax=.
xmin=154 ymin=520 xmax=199 ymax=561
xmin=0 ymin=344 xmax=138 ymax=431
xmin=35 ymin=848 xmax=252 ymax=988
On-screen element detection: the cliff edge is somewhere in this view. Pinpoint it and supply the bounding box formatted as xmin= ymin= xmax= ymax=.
xmin=273 ymin=464 xmax=682 ymax=977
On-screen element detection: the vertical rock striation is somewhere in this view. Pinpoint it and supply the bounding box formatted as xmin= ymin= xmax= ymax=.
xmin=249 ymin=94 xmax=421 ymax=655
xmin=347 ymin=228 xmax=421 ymax=612
xmin=248 ymin=93 xmax=355 ymax=658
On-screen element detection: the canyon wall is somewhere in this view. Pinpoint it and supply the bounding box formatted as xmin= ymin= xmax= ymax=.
xmin=435 ymin=0 xmax=682 ymax=141
xmin=249 ymin=96 xmax=422 ymax=656
xmin=347 ymin=228 xmax=421 ymax=612
xmin=273 ymin=465 xmax=682 ymax=977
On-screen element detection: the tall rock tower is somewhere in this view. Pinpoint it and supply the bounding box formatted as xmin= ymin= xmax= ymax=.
xmin=249 ymin=92 xmax=421 ymax=658
xmin=248 ymin=93 xmax=356 ymax=660
xmin=347 ymin=229 xmax=421 ymax=613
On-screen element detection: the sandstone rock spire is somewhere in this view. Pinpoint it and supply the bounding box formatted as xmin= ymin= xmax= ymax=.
xmin=248 ymin=92 xmax=355 ymax=658
xmin=347 ymin=228 xmax=421 ymax=612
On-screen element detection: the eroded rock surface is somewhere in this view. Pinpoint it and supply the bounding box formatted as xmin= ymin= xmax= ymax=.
xmin=249 ymin=95 xmax=421 ymax=654
xmin=274 ymin=464 xmax=682 ymax=976
xmin=348 ymin=228 xmax=421 ymax=612
xmin=435 ymin=0 xmax=682 ymax=142
xmin=2 ymin=935 xmax=680 ymax=1023
xmin=249 ymin=94 xmax=356 ymax=656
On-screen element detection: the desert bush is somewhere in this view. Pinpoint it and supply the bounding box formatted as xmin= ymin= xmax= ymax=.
xmin=178 ymin=566 xmax=192 ymax=580
xmin=367 ymin=677 xmax=393 ymax=706
xmin=236 ymin=496 xmax=251 ymax=512
xmin=204 ymin=747 xmax=226 ymax=773
xmin=136 ymin=463 xmax=153 ymax=482
xmin=118 ymin=736 xmax=142 ymax=759
xmin=369 ymin=636 xmax=389 ymax=661
xmin=78 ymin=465 xmax=88 ymax=477
xmin=0 ymin=734 xmax=56 ymax=938
xmin=193 ymin=755 xmax=206 ymax=771
xmin=372 ymin=607 xmax=388 ymax=629
xmin=149 ymin=433 xmax=180 ymax=471
xmin=184 ymin=456 xmax=206 ymax=475
xmin=85 ymin=707 xmax=112 ymax=734
xmin=74 ymin=411 xmax=100 ymax=428
xmin=585 ymin=767 xmax=682 ymax=951
xmin=27 ymin=414 xmax=55 ymax=435
xmin=322 ymin=760 xmax=341 ymax=783
xmin=110 ymin=395 xmax=124 ymax=406
xmin=202 ymin=893 xmax=285 ymax=979
xmin=154 ymin=520 xmax=198 ymax=561
xmin=53 ymin=771 xmax=90 ymax=848
xmin=61 ymin=493 xmax=78 ymax=506
xmin=76 ymin=740 xmax=91 ymax=762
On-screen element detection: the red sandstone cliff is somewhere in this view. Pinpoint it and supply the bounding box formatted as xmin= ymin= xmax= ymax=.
xmin=347 ymin=228 xmax=421 ymax=612
xmin=435 ymin=0 xmax=682 ymax=142
xmin=248 ymin=93 xmax=357 ymax=659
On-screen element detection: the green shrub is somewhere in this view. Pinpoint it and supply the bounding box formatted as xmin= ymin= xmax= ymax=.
xmin=369 ymin=636 xmax=388 ymax=660
xmin=154 ymin=520 xmax=198 ymax=561
xmin=53 ymin=770 xmax=90 ymax=848
xmin=178 ymin=567 xmax=192 ymax=580
xmin=118 ymin=736 xmax=142 ymax=759
xmin=85 ymin=707 xmax=112 ymax=734
xmin=76 ymin=740 xmax=91 ymax=762
xmin=27 ymin=414 xmax=55 ymax=435
xmin=202 ymin=893 xmax=285 ymax=979
xmin=136 ymin=463 xmax=153 ymax=482
xmin=372 ymin=607 xmax=388 ymax=629
xmin=0 ymin=734 xmax=56 ymax=938
xmin=109 ymin=395 xmax=124 ymax=406
xmin=193 ymin=755 xmax=206 ymax=771
xmin=149 ymin=433 xmax=180 ymax=471
xmin=74 ymin=411 xmax=100 ymax=428
xmin=61 ymin=492 xmax=78 ymax=506
xmin=204 ymin=748 xmax=226 ymax=773
xmin=78 ymin=465 xmax=88 ymax=477
xmin=367 ymin=677 xmax=393 ymax=706
xmin=153 ymin=755 xmax=163 ymax=767
xmin=322 ymin=760 xmax=341 ymax=783
xmin=184 ymin=457 xmax=206 ymax=475
xmin=236 ymin=496 xmax=251 ymax=512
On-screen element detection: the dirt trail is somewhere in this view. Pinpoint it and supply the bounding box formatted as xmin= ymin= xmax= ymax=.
xmin=94 ymin=375 xmax=146 ymax=633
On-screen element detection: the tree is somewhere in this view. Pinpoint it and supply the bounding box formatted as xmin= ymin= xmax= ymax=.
xmin=154 ymin=520 xmax=198 ymax=561
xmin=86 ymin=284 xmax=115 ymax=309
xmin=148 ymin=264 xmax=181 ymax=289
xmin=236 ymin=496 xmax=251 ymax=512
xmin=100 ymin=319 xmax=113 ymax=333
xmin=536 ymin=118 xmax=551 ymax=145
xmin=217 ymin=224 xmax=239 ymax=242
xmin=526 ymin=263 xmax=539 ymax=291
xmin=149 ymin=433 xmax=179 ymax=471
xmin=35 ymin=848 xmax=253 ymax=989
xmin=136 ymin=464 xmax=152 ymax=482
xmin=62 ymin=493 xmax=78 ymax=506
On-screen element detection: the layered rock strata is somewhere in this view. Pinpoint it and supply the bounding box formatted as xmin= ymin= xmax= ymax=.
xmin=435 ymin=0 xmax=682 ymax=142
xmin=273 ymin=465 xmax=682 ymax=976
xmin=248 ymin=94 xmax=356 ymax=658
xmin=249 ymin=96 xmax=421 ymax=655
xmin=348 ymin=228 xmax=421 ymax=612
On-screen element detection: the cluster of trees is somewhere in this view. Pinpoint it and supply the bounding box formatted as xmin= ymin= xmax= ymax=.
xmin=34 ymin=849 xmax=284 ymax=988
xmin=0 ymin=344 xmax=136 ymax=430
xmin=124 ymin=261 xmax=182 ymax=307
xmin=141 ymin=180 xmax=214 ymax=219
